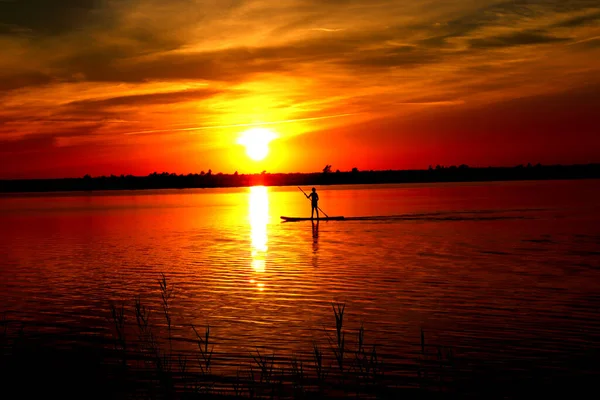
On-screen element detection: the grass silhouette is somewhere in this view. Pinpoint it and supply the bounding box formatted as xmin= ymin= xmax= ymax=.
xmin=2 ymin=273 xmax=592 ymax=399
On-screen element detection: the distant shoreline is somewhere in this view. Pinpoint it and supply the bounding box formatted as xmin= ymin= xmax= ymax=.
xmin=1 ymin=163 xmax=599 ymax=194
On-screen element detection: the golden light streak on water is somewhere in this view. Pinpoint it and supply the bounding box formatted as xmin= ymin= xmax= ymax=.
xmin=249 ymin=186 xmax=269 ymax=289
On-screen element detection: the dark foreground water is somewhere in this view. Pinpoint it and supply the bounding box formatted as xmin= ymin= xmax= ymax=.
xmin=1 ymin=180 xmax=600 ymax=391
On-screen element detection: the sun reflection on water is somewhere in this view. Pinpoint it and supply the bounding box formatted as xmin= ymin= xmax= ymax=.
xmin=249 ymin=186 xmax=269 ymax=289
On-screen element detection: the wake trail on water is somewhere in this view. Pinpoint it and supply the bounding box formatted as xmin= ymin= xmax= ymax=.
xmin=331 ymin=208 xmax=546 ymax=222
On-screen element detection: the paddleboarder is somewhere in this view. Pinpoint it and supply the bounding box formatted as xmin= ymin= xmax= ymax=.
xmin=305 ymin=187 xmax=319 ymax=219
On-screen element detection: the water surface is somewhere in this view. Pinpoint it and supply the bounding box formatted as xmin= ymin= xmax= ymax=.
xmin=1 ymin=180 xmax=600 ymax=380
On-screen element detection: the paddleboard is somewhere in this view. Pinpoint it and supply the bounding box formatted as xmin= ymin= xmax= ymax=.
xmin=280 ymin=216 xmax=345 ymax=222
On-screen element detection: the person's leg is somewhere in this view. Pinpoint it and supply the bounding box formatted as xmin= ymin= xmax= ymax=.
xmin=311 ymin=206 xmax=314 ymax=219
xmin=316 ymin=206 xmax=319 ymax=219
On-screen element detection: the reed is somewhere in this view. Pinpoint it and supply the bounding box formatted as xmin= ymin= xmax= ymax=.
xmin=290 ymin=354 xmax=305 ymax=398
xmin=1 ymin=313 xmax=6 ymax=338
xmin=352 ymin=321 xmax=382 ymax=394
xmin=109 ymin=302 xmax=127 ymax=369
xmin=328 ymin=302 xmax=346 ymax=379
xmin=192 ymin=324 xmax=214 ymax=375
xmin=1 ymin=273 xmax=461 ymax=399
xmin=312 ymin=341 xmax=328 ymax=391
xmin=418 ymin=328 xmax=455 ymax=394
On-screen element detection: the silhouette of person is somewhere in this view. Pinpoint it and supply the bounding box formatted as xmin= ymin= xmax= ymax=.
xmin=305 ymin=187 xmax=319 ymax=219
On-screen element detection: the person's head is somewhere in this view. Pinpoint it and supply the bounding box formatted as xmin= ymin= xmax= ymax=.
xmin=312 ymin=187 xmax=316 ymax=192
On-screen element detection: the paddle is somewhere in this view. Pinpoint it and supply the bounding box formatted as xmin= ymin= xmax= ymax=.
xmin=298 ymin=186 xmax=329 ymax=218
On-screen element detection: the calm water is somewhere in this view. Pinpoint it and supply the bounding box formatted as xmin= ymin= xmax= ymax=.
xmin=1 ymin=180 xmax=600 ymax=379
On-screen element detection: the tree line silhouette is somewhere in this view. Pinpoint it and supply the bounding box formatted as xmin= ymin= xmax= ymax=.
xmin=1 ymin=163 xmax=599 ymax=193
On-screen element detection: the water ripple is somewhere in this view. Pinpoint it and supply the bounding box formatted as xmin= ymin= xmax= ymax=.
xmin=1 ymin=181 xmax=600 ymax=380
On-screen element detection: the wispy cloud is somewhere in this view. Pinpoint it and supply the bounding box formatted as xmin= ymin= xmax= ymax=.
xmin=468 ymin=30 xmax=571 ymax=49
xmin=552 ymin=10 xmax=600 ymax=28
xmin=123 ymin=113 xmax=357 ymax=135
xmin=309 ymin=28 xmax=345 ymax=32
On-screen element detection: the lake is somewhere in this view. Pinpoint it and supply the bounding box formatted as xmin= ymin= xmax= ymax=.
xmin=1 ymin=180 xmax=600 ymax=388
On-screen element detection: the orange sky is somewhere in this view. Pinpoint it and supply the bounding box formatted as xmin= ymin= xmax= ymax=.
xmin=1 ymin=0 xmax=599 ymax=179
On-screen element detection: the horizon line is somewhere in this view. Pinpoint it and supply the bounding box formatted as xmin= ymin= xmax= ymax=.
xmin=1 ymin=162 xmax=599 ymax=181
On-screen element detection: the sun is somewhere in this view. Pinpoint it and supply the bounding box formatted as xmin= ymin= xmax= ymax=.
xmin=237 ymin=128 xmax=277 ymax=161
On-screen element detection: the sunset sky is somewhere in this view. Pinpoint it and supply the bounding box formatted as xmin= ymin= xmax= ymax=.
xmin=1 ymin=0 xmax=599 ymax=178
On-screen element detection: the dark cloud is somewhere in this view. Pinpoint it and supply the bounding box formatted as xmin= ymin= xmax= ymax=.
xmin=53 ymin=36 xmax=347 ymax=83
xmin=54 ymin=29 xmax=454 ymax=84
xmin=412 ymin=2 xmax=538 ymax=48
xmin=469 ymin=30 xmax=571 ymax=49
xmin=0 ymin=119 xmax=107 ymax=138
xmin=530 ymin=0 xmax=600 ymax=13
xmin=552 ymin=11 xmax=600 ymax=27
xmin=55 ymin=47 xmax=262 ymax=83
xmin=0 ymin=101 xmax=126 ymax=127
xmin=0 ymin=0 xmax=99 ymax=35
xmin=2 ymin=0 xmax=595 ymax=91
xmin=0 ymin=71 xmax=55 ymax=91
xmin=418 ymin=34 xmax=458 ymax=49
xmin=340 ymin=45 xmax=445 ymax=68
xmin=484 ymin=0 xmax=600 ymax=15
xmin=416 ymin=1 xmax=598 ymax=48
xmin=66 ymin=88 xmax=223 ymax=108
